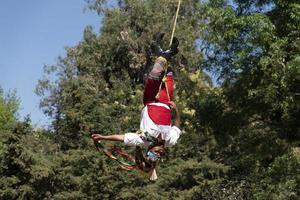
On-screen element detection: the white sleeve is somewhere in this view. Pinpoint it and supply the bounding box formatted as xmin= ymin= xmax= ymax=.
xmin=124 ymin=133 xmax=144 ymax=146
xmin=165 ymin=126 xmax=181 ymax=147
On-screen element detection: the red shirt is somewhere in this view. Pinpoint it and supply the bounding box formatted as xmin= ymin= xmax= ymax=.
xmin=147 ymin=104 xmax=171 ymax=126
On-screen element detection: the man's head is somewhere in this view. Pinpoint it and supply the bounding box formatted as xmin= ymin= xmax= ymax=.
xmin=146 ymin=144 xmax=166 ymax=162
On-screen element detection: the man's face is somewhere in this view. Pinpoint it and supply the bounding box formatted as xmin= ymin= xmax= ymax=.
xmin=150 ymin=145 xmax=165 ymax=157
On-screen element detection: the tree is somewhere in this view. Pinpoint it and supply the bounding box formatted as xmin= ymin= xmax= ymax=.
xmin=0 ymin=87 xmax=19 ymax=132
xmin=32 ymin=0 xmax=300 ymax=199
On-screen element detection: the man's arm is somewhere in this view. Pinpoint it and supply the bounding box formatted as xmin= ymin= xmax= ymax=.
xmin=173 ymin=106 xmax=180 ymax=128
xmin=169 ymin=101 xmax=180 ymax=128
xmin=91 ymin=134 xmax=125 ymax=142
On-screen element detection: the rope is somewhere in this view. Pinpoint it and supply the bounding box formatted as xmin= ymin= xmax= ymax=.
xmin=94 ymin=141 xmax=136 ymax=170
xmin=155 ymin=76 xmax=171 ymax=101
xmin=169 ymin=0 xmax=182 ymax=47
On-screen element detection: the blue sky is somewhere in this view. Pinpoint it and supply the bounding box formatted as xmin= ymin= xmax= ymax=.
xmin=0 ymin=0 xmax=101 ymax=127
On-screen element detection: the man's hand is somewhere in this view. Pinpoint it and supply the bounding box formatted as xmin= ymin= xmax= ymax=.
xmin=91 ymin=134 xmax=103 ymax=141
xmin=168 ymin=101 xmax=177 ymax=110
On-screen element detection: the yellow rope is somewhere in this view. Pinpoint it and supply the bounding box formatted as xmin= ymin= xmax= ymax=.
xmin=155 ymin=79 xmax=164 ymax=100
xmin=165 ymin=76 xmax=170 ymax=101
xmin=169 ymin=0 xmax=182 ymax=47
xmin=155 ymin=76 xmax=170 ymax=101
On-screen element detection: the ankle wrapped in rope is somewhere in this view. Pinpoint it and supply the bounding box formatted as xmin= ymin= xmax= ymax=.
xmin=149 ymin=56 xmax=167 ymax=80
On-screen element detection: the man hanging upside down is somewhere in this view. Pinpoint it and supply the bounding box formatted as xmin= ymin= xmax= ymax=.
xmin=92 ymin=33 xmax=181 ymax=180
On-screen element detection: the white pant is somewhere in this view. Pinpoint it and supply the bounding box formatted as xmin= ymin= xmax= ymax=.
xmin=124 ymin=105 xmax=181 ymax=147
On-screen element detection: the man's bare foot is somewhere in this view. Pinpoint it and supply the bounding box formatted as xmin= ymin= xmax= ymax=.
xmin=91 ymin=134 xmax=104 ymax=141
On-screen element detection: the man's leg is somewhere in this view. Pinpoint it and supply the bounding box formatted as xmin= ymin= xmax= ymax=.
xmin=143 ymin=57 xmax=167 ymax=105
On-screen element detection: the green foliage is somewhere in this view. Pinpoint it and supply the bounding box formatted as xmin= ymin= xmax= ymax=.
xmin=253 ymin=148 xmax=300 ymax=200
xmin=200 ymin=0 xmax=300 ymax=140
xmin=0 ymin=119 xmax=56 ymax=199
